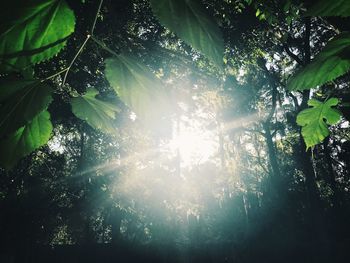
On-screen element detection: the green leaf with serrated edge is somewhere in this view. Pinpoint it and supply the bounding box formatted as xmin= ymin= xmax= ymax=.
xmin=150 ymin=0 xmax=224 ymax=68
xmin=297 ymin=98 xmax=341 ymax=149
xmin=288 ymin=33 xmax=350 ymax=91
xmin=0 ymin=110 xmax=52 ymax=170
xmin=305 ymin=0 xmax=350 ymax=17
xmin=71 ymin=88 xmax=120 ymax=134
xmin=0 ymin=80 xmax=52 ymax=138
xmin=0 ymin=0 xmax=75 ymax=72
xmin=105 ymin=55 xmax=171 ymax=122
xmin=0 ymin=79 xmax=36 ymax=102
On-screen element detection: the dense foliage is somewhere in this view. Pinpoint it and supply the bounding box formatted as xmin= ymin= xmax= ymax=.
xmin=0 ymin=0 xmax=350 ymax=262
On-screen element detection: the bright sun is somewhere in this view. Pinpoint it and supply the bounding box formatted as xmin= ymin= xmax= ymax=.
xmin=167 ymin=119 xmax=218 ymax=168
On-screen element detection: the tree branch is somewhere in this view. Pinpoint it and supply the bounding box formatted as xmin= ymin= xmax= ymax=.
xmin=283 ymin=44 xmax=303 ymax=65
xmin=62 ymin=35 xmax=91 ymax=86
xmin=61 ymin=0 xmax=104 ymax=86
xmin=304 ymin=17 xmax=311 ymax=65
xmin=300 ymin=18 xmax=312 ymax=110
xmin=42 ymin=67 xmax=69 ymax=82
xmin=91 ymin=0 xmax=104 ymax=36
xmin=288 ymin=92 xmax=300 ymax=111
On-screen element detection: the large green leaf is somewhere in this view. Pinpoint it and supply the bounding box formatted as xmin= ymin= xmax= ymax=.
xmin=0 ymin=110 xmax=53 ymax=169
xmin=288 ymin=33 xmax=350 ymax=91
xmin=0 ymin=0 xmax=75 ymax=72
xmin=150 ymin=0 xmax=224 ymax=68
xmin=0 ymin=79 xmax=36 ymax=102
xmin=0 ymin=80 xmax=53 ymax=138
xmin=305 ymin=0 xmax=350 ymax=17
xmin=297 ymin=98 xmax=341 ymax=149
xmin=105 ymin=55 xmax=171 ymax=121
xmin=71 ymin=88 xmax=120 ymax=134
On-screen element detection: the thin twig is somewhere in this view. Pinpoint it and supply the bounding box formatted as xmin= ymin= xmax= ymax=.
xmin=60 ymin=0 xmax=104 ymax=86
xmin=284 ymin=44 xmax=303 ymax=65
xmin=62 ymin=35 xmax=91 ymax=86
xmin=288 ymin=92 xmax=299 ymax=110
xmin=91 ymin=0 xmax=104 ymax=36
xmin=41 ymin=67 xmax=69 ymax=82
xmin=44 ymin=161 xmax=55 ymax=178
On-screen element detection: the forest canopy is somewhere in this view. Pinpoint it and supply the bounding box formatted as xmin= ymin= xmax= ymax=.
xmin=0 ymin=0 xmax=350 ymax=262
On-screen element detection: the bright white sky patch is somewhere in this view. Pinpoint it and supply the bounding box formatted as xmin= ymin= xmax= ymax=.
xmin=48 ymin=135 xmax=65 ymax=154
xmin=166 ymin=116 xmax=218 ymax=168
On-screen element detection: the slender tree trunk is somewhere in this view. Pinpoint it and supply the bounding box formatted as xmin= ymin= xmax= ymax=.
xmin=111 ymin=207 xmax=122 ymax=245
xmin=323 ymin=137 xmax=342 ymax=208
xmin=218 ymin=122 xmax=225 ymax=170
xmin=297 ymin=96 xmax=323 ymax=219
xmin=262 ymin=122 xmax=281 ymax=180
xmin=323 ymin=137 xmax=345 ymax=240
xmin=176 ymin=113 xmax=181 ymax=177
xmin=298 ymin=17 xmax=323 ymax=221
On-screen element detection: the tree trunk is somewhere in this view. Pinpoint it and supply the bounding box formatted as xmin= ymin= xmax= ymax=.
xmin=262 ymin=122 xmax=281 ymax=181
xmin=111 ymin=207 xmax=122 ymax=245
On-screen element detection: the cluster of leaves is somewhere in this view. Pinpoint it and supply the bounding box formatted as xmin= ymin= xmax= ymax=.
xmin=0 ymin=0 xmax=349 ymax=169
xmin=1 ymin=2 xmax=350 ymax=258
xmin=0 ymin=0 xmax=225 ymax=169
xmin=287 ymin=1 xmax=350 ymax=149
xmin=0 ymin=0 xmax=75 ymax=168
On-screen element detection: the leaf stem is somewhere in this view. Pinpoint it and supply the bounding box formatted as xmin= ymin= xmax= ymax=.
xmin=62 ymin=35 xmax=91 ymax=86
xmin=41 ymin=68 xmax=69 ymax=82
xmin=91 ymin=0 xmax=104 ymax=36
xmin=61 ymin=0 xmax=104 ymax=86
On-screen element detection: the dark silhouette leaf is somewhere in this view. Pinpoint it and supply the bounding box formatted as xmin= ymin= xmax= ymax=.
xmin=105 ymin=55 xmax=171 ymax=122
xmin=305 ymin=0 xmax=350 ymax=17
xmin=150 ymin=0 xmax=224 ymax=68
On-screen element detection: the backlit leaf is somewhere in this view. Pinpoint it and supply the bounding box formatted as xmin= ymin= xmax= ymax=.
xmin=0 ymin=79 xmax=36 ymax=102
xmin=105 ymin=55 xmax=171 ymax=122
xmin=288 ymin=33 xmax=350 ymax=91
xmin=0 ymin=110 xmax=53 ymax=169
xmin=296 ymin=98 xmax=341 ymax=149
xmin=0 ymin=0 xmax=75 ymax=72
xmin=150 ymin=0 xmax=224 ymax=68
xmin=0 ymin=80 xmax=53 ymax=138
xmin=71 ymin=88 xmax=120 ymax=134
